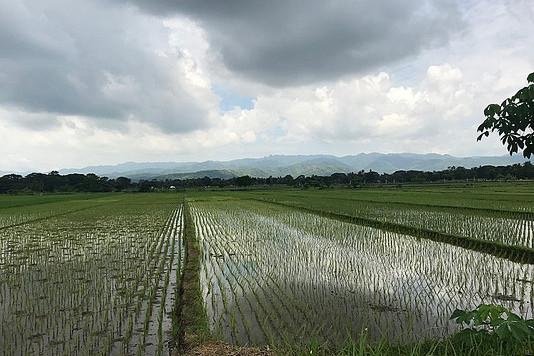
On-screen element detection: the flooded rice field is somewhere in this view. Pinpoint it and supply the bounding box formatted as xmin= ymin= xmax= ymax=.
xmin=192 ymin=200 xmax=534 ymax=346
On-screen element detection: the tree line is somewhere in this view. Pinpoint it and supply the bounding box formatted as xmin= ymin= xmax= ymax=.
xmin=0 ymin=171 xmax=132 ymax=194
xmin=1 ymin=162 xmax=533 ymax=193
xmin=139 ymin=162 xmax=534 ymax=190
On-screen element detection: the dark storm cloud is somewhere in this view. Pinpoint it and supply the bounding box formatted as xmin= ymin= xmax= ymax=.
xmin=115 ymin=0 xmax=463 ymax=86
xmin=0 ymin=0 xmax=210 ymax=132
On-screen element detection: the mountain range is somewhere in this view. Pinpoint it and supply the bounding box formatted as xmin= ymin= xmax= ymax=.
xmin=56 ymin=153 xmax=531 ymax=181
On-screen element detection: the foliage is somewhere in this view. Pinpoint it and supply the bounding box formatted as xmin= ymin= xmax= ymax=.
xmin=478 ymin=72 xmax=534 ymax=158
xmin=0 ymin=171 xmax=131 ymax=193
xmin=450 ymin=304 xmax=534 ymax=347
xmin=275 ymin=305 xmax=534 ymax=355
xmin=140 ymin=163 xmax=534 ymax=189
xmin=234 ymin=175 xmax=254 ymax=187
xmin=2 ymin=163 xmax=534 ymax=193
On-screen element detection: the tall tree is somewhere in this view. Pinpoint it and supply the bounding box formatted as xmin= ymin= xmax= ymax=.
xmin=477 ymin=72 xmax=534 ymax=158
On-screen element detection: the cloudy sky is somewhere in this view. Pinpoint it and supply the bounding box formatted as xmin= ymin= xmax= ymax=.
xmin=1 ymin=0 xmax=533 ymax=172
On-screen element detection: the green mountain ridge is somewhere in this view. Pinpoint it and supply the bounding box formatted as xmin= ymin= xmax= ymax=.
xmin=53 ymin=153 xmax=531 ymax=180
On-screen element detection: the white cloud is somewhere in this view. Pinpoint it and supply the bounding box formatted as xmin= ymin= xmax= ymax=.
xmin=0 ymin=0 xmax=217 ymax=133
xmin=1 ymin=0 xmax=533 ymax=172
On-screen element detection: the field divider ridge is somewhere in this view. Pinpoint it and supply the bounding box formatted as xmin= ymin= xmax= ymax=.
xmin=174 ymin=199 xmax=210 ymax=354
xmin=251 ymin=198 xmax=534 ymax=265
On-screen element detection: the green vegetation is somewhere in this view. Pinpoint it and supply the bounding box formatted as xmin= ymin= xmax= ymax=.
xmin=0 ymin=193 xmax=183 ymax=355
xmin=2 ymin=162 xmax=534 ymax=194
xmin=451 ymin=304 xmax=534 ymax=344
xmin=242 ymin=186 xmax=534 ymax=250
xmin=177 ymin=201 xmax=211 ymax=351
xmin=1 ymin=184 xmax=533 ymax=355
xmin=478 ymin=72 xmax=534 ymax=158
xmin=188 ymin=197 xmax=533 ymax=352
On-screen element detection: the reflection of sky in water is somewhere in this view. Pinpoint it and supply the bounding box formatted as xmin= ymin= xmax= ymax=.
xmin=276 ymin=197 xmax=534 ymax=249
xmin=194 ymin=201 xmax=534 ymax=347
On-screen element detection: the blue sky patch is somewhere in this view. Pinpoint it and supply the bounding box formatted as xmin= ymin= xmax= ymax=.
xmin=212 ymin=84 xmax=255 ymax=112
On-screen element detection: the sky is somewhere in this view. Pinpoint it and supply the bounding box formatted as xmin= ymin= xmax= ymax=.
xmin=0 ymin=0 xmax=533 ymax=172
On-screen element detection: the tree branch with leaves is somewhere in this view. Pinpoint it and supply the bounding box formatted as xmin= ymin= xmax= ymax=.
xmin=477 ymin=72 xmax=534 ymax=158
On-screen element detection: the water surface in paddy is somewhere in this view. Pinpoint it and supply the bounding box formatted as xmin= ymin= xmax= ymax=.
xmin=193 ymin=201 xmax=534 ymax=347
xmin=0 ymin=205 xmax=183 ymax=356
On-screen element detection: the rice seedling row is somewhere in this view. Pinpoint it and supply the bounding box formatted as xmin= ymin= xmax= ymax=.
xmin=196 ymin=211 xmax=288 ymax=345
xmin=195 ymin=208 xmax=314 ymax=345
xmin=248 ymin=185 xmax=534 ymax=213
xmin=252 ymin=194 xmax=534 ymax=250
xmin=190 ymin=199 xmax=534 ymax=348
xmin=0 ymin=196 xmax=119 ymax=230
xmin=0 ymin=195 xmax=184 ymax=355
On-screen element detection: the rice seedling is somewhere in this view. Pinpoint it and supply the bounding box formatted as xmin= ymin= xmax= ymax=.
xmin=2 ymin=189 xmax=533 ymax=355
xmin=0 ymin=194 xmax=184 ymax=355
xmin=190 ymin=198 xmax=534 ymax=349
xmin=250 ymin=191 xmax=534 ymax=250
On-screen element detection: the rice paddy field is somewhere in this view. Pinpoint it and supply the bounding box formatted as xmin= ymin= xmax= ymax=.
xmin=1 ymin=182 xmax=534 ymax=355
xmin=0 ymin=194 xmax=184 ymax=355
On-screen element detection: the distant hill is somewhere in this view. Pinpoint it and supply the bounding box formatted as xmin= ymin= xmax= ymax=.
xmin=152 ymin=170 xmax=237 ymax=180
xmin=57 ymin=153 xmax=531 ymax=180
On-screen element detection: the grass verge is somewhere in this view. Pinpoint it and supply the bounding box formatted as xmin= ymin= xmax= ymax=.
xmin=270 ymin=328 xmax=534 ymax=355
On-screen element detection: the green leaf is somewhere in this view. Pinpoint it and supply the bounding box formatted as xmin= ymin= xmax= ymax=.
xmin=524 ymin=319 xmax=534 ymax=330
xmin=506 ymin=311 xmax=522 ymax=322
xmin=484 ymin=104 xmax=501 ymax=116
xmin=527 ymin=72 xmax=534 ymax=83
xmin=450 ymin=309 xmax=465 ymax=320
xmin=507 ymin=320 xmax=531 ymax=341
xmin=495 ymin=323 xmax=511 ymax=339
xmin=477 ymin=133 xmax=487 ymax=141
